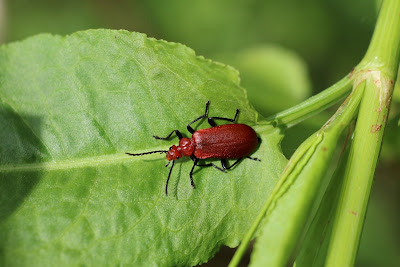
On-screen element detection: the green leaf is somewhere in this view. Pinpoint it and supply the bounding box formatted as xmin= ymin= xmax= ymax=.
xmin=0 ymin=29 xmax=287 ymax=266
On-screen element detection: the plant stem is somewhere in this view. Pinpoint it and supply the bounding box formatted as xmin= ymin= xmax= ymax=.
xmin=266 ymin=74 xmax=353 ymax=128
xmin=230 ymin=86 xmax=364 ymax=267
xmin=361 ymin=0 xmax=400 ymax=77
xmin=326 ymin=0 xmax=400 ymax=265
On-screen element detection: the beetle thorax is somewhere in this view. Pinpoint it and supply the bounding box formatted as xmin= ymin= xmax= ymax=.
xmin=179 ymin=138 xmax=195 ymax=157
xmin=166 ymin=138 xmax=195 ymax=161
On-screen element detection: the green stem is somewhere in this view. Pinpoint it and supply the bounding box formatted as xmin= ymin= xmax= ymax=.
xmin=229 ymin=87 xmax=364 ymax=267
xmin=361 ymin=0 xmax=400 ymax=77
xmin=266 ymin=74 xmax=353 ymax=128
xmin=326 ymin=0 xmax=400 ymax=265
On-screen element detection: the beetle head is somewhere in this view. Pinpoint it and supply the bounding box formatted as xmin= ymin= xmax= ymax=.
xmin=166 ymin=145 xmax=182 ymax=161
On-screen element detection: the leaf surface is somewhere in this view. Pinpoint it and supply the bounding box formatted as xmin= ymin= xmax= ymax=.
xmin=0 ymin=30 xmax=286 ymax=266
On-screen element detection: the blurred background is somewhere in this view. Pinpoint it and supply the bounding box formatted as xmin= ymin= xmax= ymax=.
xmin=1 ymin=0 xmax=399 ymax=266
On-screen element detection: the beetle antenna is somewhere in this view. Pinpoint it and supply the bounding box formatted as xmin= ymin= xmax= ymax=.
xmin=165 ymin=160 xmax=175 ymax=196
xmin=126 ymin=150 xmax=168 ymax=156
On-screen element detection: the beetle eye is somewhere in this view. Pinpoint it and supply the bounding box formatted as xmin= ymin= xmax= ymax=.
xmin=169 ymin=146 xmax=172 ymax=150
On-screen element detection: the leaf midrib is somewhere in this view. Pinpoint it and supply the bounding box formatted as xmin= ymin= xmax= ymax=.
xmin=0 ymin=153 xmax=165 ymax=172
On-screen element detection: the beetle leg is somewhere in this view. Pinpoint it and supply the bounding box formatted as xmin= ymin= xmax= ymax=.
xmin=208 ymin=108 xmax=240 ymax=127
xmin=187 ymin=101 xmax=210 ymax=134
xmin=189 ymin=156 xmax=230 ymax=190
xmin=196 ymin=162 xmax=226 ymax=172
xmin=220 ymin=159 xmax=228 ymax=170
xmin=189 ymin=158 xmax=199 ymax=188
xmin=191 ymin=155 xmax=226 ymax=173
xmin=221 ymin=158 xmax=243 ymax=170
xmin=165 ymin=160 xmax=175 ymax=196
xmin=221 ymin=157 xmax=260 ymax=170
xmin=246 ymin=156 xmax=261 ymax=161
xmin=153 ymin=129 xmax=183 ymax=140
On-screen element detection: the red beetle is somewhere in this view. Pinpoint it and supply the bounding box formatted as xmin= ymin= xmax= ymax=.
xmin=126 ymin=101 xmax=260 ymax=195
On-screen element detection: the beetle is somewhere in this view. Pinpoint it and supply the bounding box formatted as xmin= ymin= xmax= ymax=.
xmin=126 ymin=101 xmax=260 ymax=195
